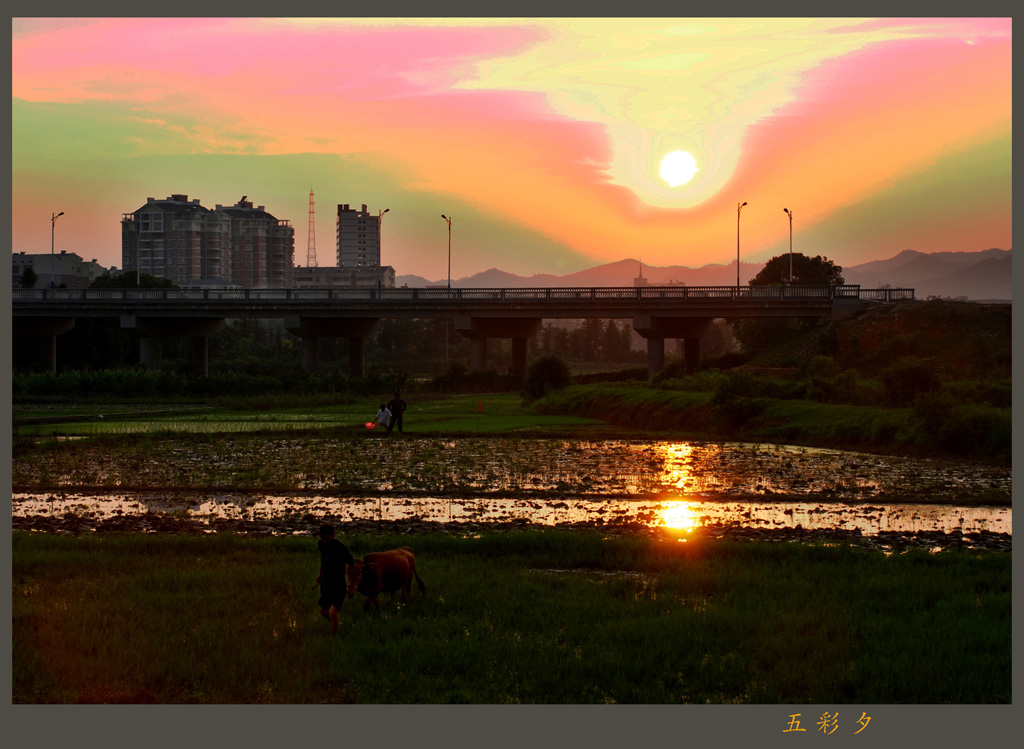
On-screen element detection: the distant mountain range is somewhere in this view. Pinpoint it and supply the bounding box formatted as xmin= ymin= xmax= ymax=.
xmin=397 ymin=248 xmax=1012 ymax=301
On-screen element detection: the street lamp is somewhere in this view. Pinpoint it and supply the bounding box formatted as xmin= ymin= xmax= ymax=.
xmin=736 ymin=202 xmax=747 ymax=290
xmin=440 ymin=214 xmax=451 ymax=289
xmin=377 ymin=209 xmax=390 ymax=291
xmin=50 ymin=211 xmax=64 ymax=288
xmin=440 ymin=214 xmax=453 ymax=368
xmin=783 ymin=208 xmax=793 ymax=284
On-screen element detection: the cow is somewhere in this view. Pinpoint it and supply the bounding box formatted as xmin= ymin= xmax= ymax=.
xmin=346 ymin=546 xmax=426 ymax=612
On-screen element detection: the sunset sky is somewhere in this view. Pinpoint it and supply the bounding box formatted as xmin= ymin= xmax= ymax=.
xmin=11 ymin=17 xmax=1012 ymax=282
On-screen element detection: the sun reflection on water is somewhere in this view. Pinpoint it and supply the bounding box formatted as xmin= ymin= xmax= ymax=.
xmin=660 ymin=443 xmax=695 ymax=489
xmin=658 ymin=500 xmax=699 ymax=532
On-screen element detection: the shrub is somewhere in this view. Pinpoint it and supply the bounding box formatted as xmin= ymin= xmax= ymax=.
xmin=879 ymin=356 xmax=942 ymax=406
xmin=523 ymin=355 xmax=572 ymax=400
xmin=651 ymin=360 xmax=689 ymax=384
xmin=913 ymin=392 xmax=1011 ymax=459
xmin=945 ymin=380 xmax=1012 ymax=408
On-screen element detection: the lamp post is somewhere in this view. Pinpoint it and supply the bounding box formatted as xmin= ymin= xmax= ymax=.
xmin=783 ymin=208 xmax=793 ymax=284
xmin=736 ymin=202 xmax=747 ymax=290
xmin=440 ymin=214 xmax=453 ymax=367
xmin=49 ymin=211 xmax=64 ymax=288
xmin=377 ymin=209 xmax=389 ymax=291
xmin=440 ymin=214 xmax=451 ymax=288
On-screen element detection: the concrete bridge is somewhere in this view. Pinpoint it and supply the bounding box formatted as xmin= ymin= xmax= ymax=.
xmin=12 ymin=285 xmax=914 ymax=379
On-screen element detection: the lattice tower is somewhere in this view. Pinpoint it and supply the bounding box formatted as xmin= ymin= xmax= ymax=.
xmin=306 ymin=188 xmax=317 ymax=267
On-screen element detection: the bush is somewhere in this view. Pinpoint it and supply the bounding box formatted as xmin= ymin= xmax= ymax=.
xmin=430 ymin=363 xmax=522 ymax=394
xmin=650 ymin=360 xmax=689 ymax=385
xmin=945 ymin=380 xmax=1013 ymax=408
xmin=523 ymin=355 xmax=572 ymax=400
xmin=879 ymin=356 xmax=942 ymax=406
xmin=913 ymin=391 xmax=1011 ymax=459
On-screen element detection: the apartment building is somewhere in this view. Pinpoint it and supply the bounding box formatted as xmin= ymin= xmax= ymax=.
xmin=336 ymin=203 xmax=382 ymax=269
xmin=121 ymin=194 xmax=294 ymax=287
xmin=216 ymin=197 xmax=295 ymax=287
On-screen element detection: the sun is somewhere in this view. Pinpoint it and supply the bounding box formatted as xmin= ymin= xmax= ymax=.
xmin=659 ymin=150 xmax=699 ymax=187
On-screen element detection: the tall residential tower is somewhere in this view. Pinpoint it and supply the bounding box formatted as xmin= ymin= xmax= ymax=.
xmin=121 ymin=194 xmax=294 ymax=287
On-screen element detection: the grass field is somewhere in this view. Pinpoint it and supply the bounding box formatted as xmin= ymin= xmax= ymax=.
xmin=12 ymin=530 xmax=1011 ymax=704
xmin=13 ymin=393 xmax=603 ymax=437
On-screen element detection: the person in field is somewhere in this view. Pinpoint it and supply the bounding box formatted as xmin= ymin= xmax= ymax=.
xmin=374 ymin=403 xmax=392 ymax=429
xmin=315 ymin=523 xmax=355 ymax=636
xmin=386 ymin=392 xmax=407 ymax=433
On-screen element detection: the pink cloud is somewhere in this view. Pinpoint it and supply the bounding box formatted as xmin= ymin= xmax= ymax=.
xmin=12 ymin=19 xmax=550 ymax=104
xmin=832 ymin=17 xmax=1011 ymax=37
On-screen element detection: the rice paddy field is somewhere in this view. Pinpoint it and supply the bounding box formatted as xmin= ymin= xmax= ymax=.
xmin=11 ymin=530 xmax=1011 ymax=704
xmin=10 ymin=393 xmax=1012 ymax=708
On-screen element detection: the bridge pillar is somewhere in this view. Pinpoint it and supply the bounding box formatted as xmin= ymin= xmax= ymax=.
xmin=284 ymin=316 xmax=379 ymax=377
xmin=190 ymin=336 xmax=212 ymax=376
xmin=349 ymin=336 xmax=366 ymax=379
xmin=633 ymin=316 xmax=714 ymax=380
xmin=299 ymin=337 xmax=319 ymax=373
xmin=469 ymin=338 xmax=488 ymax=372
xmin=12 ymin=317 xmax=75 ymax=374
xmin=140 ymin=337 xmax=162 ymax=370
xmin=454 ymin=317 xmax=541 ymax=374
xmin=121 ymin=316 xmax=225 ymax=374
xmin=511 ymin=337 xmax=529 ymax=377
xmin=646 ymin=338 xmax=665 ymax=378
xmin=683 ymin=337 xmax=702 ymax=374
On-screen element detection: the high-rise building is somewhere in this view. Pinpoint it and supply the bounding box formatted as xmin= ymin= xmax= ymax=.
xmin=216 ymin=197 xmax=295 ymax=287
xmin=121 ymin=195 xmax=294 ymax=287
xmin=336 ymin=203 xmax=381 ymax=269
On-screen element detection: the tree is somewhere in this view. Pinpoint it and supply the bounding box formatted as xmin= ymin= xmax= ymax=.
xmin=734 ymin=253 xmax=845 ymax=357
xmin=749 ymin=253 xmax=844 ymax=287
xmin=523 ymin=355 xmax=571 ymax=400
xmin=90 ymin=271 xmax=177 ymax=289
xmin=18 ymin=265 xmax=38 ymax=289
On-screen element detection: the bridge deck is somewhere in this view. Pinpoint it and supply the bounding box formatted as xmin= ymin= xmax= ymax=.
xmin=12 ymin=285 xmax=914 ymax=320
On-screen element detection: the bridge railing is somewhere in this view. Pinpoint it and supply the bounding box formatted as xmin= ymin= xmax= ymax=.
xmin=859 ymin=288 xmax=916 ymax=301
xmin=12 ymin=284 xmax=913 ymax=303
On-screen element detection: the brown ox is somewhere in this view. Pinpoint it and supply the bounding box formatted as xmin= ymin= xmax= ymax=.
xmin=346 ymin=546 xmax=426 ymax=611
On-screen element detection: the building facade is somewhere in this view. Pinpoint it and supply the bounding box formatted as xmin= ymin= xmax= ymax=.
xmin=121 ymin=195 xmax=294 ymax=287
xmin=12 ymin=250 xmax=108 ymax=289
xmin=216 ymin=197 xmax=295 ymax=287
xmin=293 ymin=264 xmax=395 ymax=289
xmin=336 ymin=203 xmax=382 ymax=269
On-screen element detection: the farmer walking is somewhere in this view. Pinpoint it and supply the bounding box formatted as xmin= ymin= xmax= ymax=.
xmin=315 ymin=523 xmax=355 ymax=636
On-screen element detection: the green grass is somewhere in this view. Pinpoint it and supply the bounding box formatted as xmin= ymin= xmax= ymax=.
xmin=12 ymin=530 xmax=1011 ymax=704
xmin=535 ymin=383 xmax=1010 ymax=461
xmin=13 ymin=394 xmax=603 ymax=438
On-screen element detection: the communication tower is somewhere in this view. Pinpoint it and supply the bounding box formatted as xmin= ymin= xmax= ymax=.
xmin=306 ymin=188 xmax=317 ymax=267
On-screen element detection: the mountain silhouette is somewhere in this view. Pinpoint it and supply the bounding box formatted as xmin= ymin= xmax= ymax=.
xmin=397 ymin=249 xmax=1011 ymax=301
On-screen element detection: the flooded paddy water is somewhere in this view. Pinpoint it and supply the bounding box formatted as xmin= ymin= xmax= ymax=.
xmin=13 ymin=439 xmax=1011 ymax=552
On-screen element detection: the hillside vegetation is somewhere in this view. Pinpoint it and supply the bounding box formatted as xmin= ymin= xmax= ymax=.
xmin=537 ymin=300 xmax=1011 ymax=462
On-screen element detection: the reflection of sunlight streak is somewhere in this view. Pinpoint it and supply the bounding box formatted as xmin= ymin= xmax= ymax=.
xmin=659 ymin=500 xmax=698 ymax=531
xmin=661 ymin=443 xmax=694 ymax=489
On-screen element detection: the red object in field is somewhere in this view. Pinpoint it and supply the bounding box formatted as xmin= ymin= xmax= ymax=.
xmin=365 ymin=422 xmax=376 ymax=429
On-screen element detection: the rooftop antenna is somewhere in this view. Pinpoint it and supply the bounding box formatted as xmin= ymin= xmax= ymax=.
xmin=307 ymin=188 xmax=317 ymax=268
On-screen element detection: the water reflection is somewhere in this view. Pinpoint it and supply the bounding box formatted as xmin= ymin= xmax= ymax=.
xmin=661 ymin=443 xmax=695 ymax=491
xmin=12 ymin=491 xmax=1011 ymax=537
xmin=658 ymin=500 xmax=699 ymax=532
xmin=14 ymin=438 xmax=1011 ymax=506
